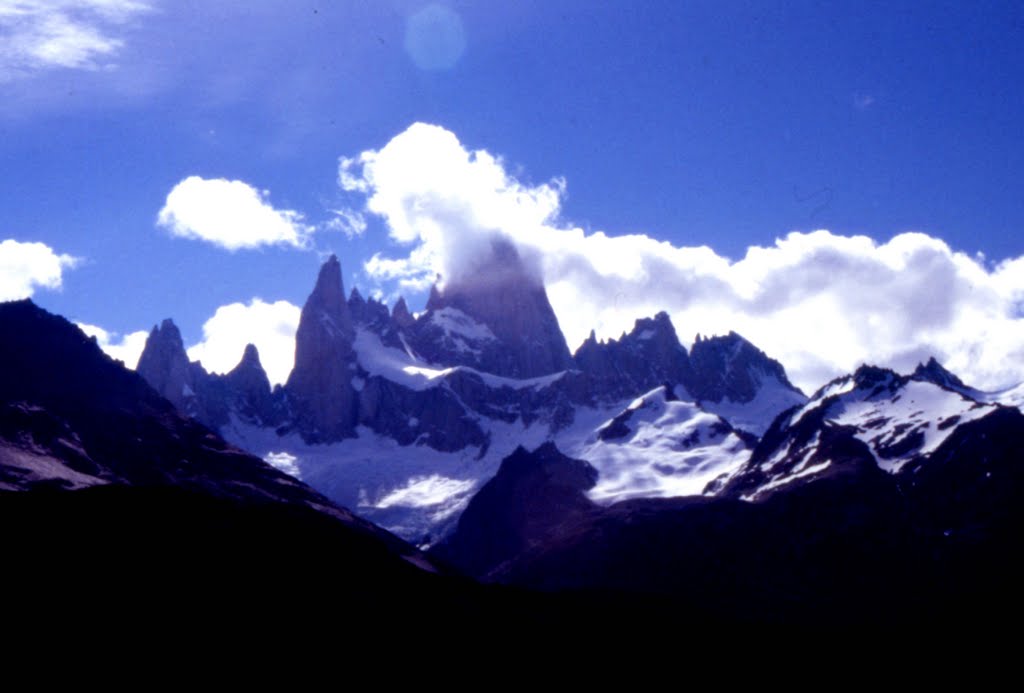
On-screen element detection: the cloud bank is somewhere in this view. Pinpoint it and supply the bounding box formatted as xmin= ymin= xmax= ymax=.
xmin=0 ymin=0 xmax=151 ymax=81
xmin=339 ymin=123 xmax=1024 ymax=392
xmin=0 ymin=238 xmax=78 ymax=300
xmin=77 ymin=322 xmax=148 ymax=369
xmin=186 ymin=298 xmax=301 ymax=386
xmin=157 ymin=176 xmax=312 ymax=251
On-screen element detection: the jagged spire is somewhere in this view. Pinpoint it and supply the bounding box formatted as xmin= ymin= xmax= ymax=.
xmin=238 ymin=343 xmax=260 ymax=367
xmin=285 ymin=254 xmax=358 ymax=442
xmin=226 ymin=342 xmax=272 ymax=408
xmin=912 ymin=356 xmax=970 ymax=391
xmin=309 ymin=255 xmax=346 ymax=314
xmin=136 ymin=318 xmax=192 ymax=409
xmin=426 ymin=283 xmax=443 ymax=311
xmin=392 ymin=296 xmax=415 ymax=329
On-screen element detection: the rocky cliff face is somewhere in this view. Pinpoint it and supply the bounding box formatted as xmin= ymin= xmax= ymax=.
xmin=285 ymin=255 xmax=359 ymax=442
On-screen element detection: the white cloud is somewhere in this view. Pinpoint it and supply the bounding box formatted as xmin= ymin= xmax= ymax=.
xmin=0 ymin=238 xmax=78 ymax=300
xmin=326 ymin=208 xmax=367 ymax=239
xmin=186 ymin=298 xmax=300 ymax=386
xmin=339 ymin=122 xmax=561 ymax=288
xmin=0 ymin=0 xmax=151 ymax=81
xmin=340 ymin=122 xmax=1024 ymax=392
xmin=77 ymin=322 xmax=148 ymax=369
xmin=157 ymin=176 xmax=313 ymax=251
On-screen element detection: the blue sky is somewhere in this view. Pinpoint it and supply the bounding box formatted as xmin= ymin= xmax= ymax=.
xmin=3 ymin=1 xmax=1024 ymax=390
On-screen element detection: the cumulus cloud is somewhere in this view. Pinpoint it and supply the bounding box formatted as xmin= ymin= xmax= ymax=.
xmin=186 ymin=298 xmax=300 ymax=386
xmin=77 ymin=322 xmax=148 ymax=369
xmin=0 ymin=0 xmax=151 ymax=81
xmin=339 ymin=122 xmax=1024 ymax=392
xmin=339 ymin=122 xmax=561 ymax=288
xmin=157 ymin=176 xmax=313 ymax=251
xmin=0 ymin=238 xmax=78 ymax=300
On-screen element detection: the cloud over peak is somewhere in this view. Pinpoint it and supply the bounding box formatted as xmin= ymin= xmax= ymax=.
xmin=339 ymin=122 xmax=560 ymax=289
xmin=157 ymin=176 xmax=312 ymax=251
xmin=339 ymin=123 xmax=1024 ymax=392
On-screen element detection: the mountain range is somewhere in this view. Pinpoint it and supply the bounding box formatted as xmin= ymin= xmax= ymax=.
xmin=134 ymin=248 xmax=807 ymax=542
xmin=4 ymin=243 xmax=1024 ymax=632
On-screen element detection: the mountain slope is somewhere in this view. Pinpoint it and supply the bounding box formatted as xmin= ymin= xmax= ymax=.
xmin=0 ymin=298 xmax=429 ymax=564
xmin=440 ymin=427 xmax=1024 ymax=627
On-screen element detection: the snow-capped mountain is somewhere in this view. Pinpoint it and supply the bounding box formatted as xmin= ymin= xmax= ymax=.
xmin=716 ymin=362 xmax=1011 ymax=501
xmin=9 ymin=296 xmax=1024 ymax=631
xmin=686 ymin=332 xmax=807 ymax=437
xmin=132 ymin=254 xmax=812 ymax=542
xmin=577 ymin=385 xmax=751 ymax=504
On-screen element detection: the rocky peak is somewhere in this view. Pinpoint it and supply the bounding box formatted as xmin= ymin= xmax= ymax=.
xmin=912 ymin=357 xmax=970 ymax=392
xmin=304 ymin=254 xmax=354 ymax=341
xmin=574 ymin=311 xmax=692 ymax=400
xmin=239 ymin=342 xmax=260 ymax=366
xmin=221 ymin=343 xmax=275 ymax=425
xmin=136 ymin=318 xmax=193 ymax=409
xmin=286 ymin=255 xmax=358 ymax=442
xmin=626 ymin=312 xmax=683 ymax=352
xmin=851 ymin=364 xmax=902 ymax=391
xmin=426 ymin=284 xmax=443 ymax=312
xmin=348 ymin=287 xmax=366 ymax=317
xmin=392 ymin=297 xmax=415 ymax=330
xmin=353 ymin=294 xmax=391 ymax=333
xmin=414 ymin=237 xmax=573 ymax=379
xmin=226 ymin=344 xmax=270 ymax=393
xmin=687 ymin=331 xmax=802 ymax=403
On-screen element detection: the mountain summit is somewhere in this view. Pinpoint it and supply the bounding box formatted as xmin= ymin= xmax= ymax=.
xmin=413 ymin=237 xmax=574 ymax=378
xmin=136 ymin=318 xmax=192 ymax=410
xmin=286 ymin=254 xmax=359 ymax=442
